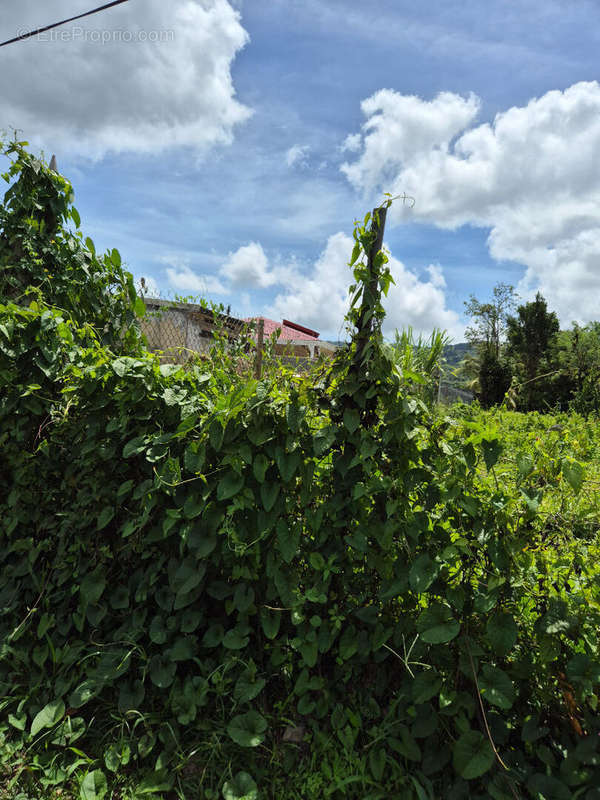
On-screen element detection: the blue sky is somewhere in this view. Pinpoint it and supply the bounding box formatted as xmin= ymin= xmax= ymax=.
xmin=2 ymin=0 xmax=600 ymax=339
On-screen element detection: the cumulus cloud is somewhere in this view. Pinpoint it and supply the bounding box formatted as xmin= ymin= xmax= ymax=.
xmin=269 ymin=232 xmax=461 ymax=339
xmin=285 ymin=144 xmax=311 ymax=168
xmin=340 ymin=133 xmax=362 ymax=153
xmin=221 ymin=242 xmax=276 ymax=288
xmin=165 ymin=262 xmax=228 ymax=295
xmin=159 ymin=234 xmax=459 ymax=339
xmin=1 ymin=0 xmax=251 ymax=158
xmin=341 ymin=81 xmax=600 ymax=325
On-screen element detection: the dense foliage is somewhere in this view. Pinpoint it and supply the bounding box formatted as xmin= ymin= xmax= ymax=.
xmin=463 ymin=283 xmax=600 ymax=413
xmin=1 ymin=143 xmax=600 ymax=800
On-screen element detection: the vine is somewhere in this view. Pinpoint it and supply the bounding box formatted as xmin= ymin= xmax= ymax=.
xmin=0 ymin=142 xmax=598 ymax=799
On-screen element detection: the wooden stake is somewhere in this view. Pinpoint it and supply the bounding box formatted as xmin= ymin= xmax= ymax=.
xmin=254 ymin=318 xmax=265 ymax=379
xmin=354 ymin=205 xmax=388 ymax=367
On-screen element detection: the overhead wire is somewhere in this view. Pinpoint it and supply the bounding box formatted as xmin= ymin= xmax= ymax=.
xmin=0 ymin=0 xmax=130 ymax=48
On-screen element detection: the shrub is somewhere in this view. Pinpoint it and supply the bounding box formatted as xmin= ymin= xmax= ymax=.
xmin=1 ymin=143 xmax=599 ymax=799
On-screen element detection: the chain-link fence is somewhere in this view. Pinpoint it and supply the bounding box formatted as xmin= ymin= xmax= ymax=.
xmin=140 ymin=297 xmax=246 ymax=364
xmin=140 ymin=297 xmax=338 ymax=373
xmin=438 ymin=381 xmax=474 ymax=405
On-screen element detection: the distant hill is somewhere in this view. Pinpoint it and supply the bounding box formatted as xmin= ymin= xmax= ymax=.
xmin=443 ymin=342 xmax=472 ymax=370
xmin=442 ymin=342 xmax=473 ymax=387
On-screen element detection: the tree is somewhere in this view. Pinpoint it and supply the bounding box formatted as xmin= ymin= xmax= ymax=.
xmin=464 ymin=282 xmax=517 ymax=358
xmin=463 ymin=282 xmax=516 ymax=406
xmin=556 ymin=322 xmax=600 ymax=413
xmin=506 ymin=292 xmax=559 ymax=410
xmin=478 ymin=349 xmax=512 ymax=407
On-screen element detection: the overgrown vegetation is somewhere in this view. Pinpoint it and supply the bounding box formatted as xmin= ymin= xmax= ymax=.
xmin=462 ymin=282 xmax=600 ymax=413
xmin=1 ymin=141 xmax=599 ymax=799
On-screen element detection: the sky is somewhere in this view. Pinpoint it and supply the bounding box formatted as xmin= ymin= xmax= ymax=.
xmin=1 ymin=0 xmax=600 ymax=341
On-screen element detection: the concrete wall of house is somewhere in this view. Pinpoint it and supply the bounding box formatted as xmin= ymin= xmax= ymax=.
xmin=141 ymin=303 xmax=214 ymax=363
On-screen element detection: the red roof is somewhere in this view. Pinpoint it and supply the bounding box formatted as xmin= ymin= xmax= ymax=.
xmin=245 ymin=317 xmax=320 ymax=341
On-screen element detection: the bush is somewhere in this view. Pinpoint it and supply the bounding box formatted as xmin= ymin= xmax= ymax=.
xmin=1 ymin=143 xmax=599 ymax=799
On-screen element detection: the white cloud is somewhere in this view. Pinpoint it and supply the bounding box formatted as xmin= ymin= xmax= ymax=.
xmin=341 ymin=81 xmax=600 ymax=325
xmin=165 ymin=263 xmax=228 ymax=295
xmin=340 ymin=133 xmax=362 ymax=153
xmin=269 ymin=232 xmax=461 ymax=339
xmin=1 ymin=0 xmax=251 ymax=158
xmin=285 ymin=144 xmax=310 ymax=168
xmin=221 ymin=242 xmax=277 ymax=288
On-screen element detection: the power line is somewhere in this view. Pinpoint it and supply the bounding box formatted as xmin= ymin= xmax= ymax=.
xmin=0 ymin=0 xmax=130 ymax=49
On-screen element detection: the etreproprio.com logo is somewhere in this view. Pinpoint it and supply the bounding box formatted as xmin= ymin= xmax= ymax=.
xmin=16 ymin=26 xmax=175 ymax=44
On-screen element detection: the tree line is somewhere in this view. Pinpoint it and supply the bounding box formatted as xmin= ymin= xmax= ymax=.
xmin=461 ymin=283 xmax=600 ymax=413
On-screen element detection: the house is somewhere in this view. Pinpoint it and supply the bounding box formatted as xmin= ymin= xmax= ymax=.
xmin=246 ymin=317 xmax=337 ymax=361
xmin=142 ymin=297 xmax=245 ymax=362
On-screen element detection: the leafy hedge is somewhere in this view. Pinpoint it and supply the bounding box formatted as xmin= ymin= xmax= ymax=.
xmin=1 ymin=142 xmax=599 ymax=799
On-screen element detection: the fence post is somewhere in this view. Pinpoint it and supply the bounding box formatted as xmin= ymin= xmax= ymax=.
xmin=353 ymin=205 xmax=387 ymax=370
xmin=254 ymin=318 xmax=265 ymax=379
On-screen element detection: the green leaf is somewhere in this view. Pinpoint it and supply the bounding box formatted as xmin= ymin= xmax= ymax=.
xmin=260 ymin=608 xmax=280 ymax=639
xmin=277 ymin=519 xmax=299 ymax=563
xmin=409 ymin=554 xmax=439 ymax=593
xmin=338 ymin=625 xmax=358 ymax=661
xmin=222 ymin=771 xmax=258 ymax=800
xmin=8 ymin=712 xmax=26 ymax=731
xmin=276 ymin=448 xmax=300 ymax=482
xmin=31 ymin=699 xmax=65 ymax=736
xmin=134 ymin=296 xmax=146 ymax=317
xmin=453 ymin=730 xmax=494 ymax=780
xmin=149 ymin=655 xmax=177 ymax=688
xmin=80 ymin=568 xmax=106 ymax=605
xmin=110 ymin=248 xmax=121 ymax=267
xmin=299 ymin=639 xmax=318 ymax=667
xmin=167 ymin=636 xmax=195 ymax=661
xmin=223 ymin=628 xmax=250 ymax=650
xmin=562 ymin=460 xmax=585 ymax=493
xmin=170 ymin=558 xmax=203 ymax=596
xmin=202 ymin=624 xmax=224 ymax=648
xmin=234 ymin=674 xmax=266 ymax=703
xmin=180 ymin=609 xmax=203 ymax=633
xmin=516 ymin=452 xmax=534 ymax=479
xmin=104 ymin=742 xmax=130 ymax=773
xmin=260 ymin=482 xmax=279 ymax=512
xmin=486 ymin=611 xmax=518 ymax=657
xmin=253 ymin=454 xmax=269 ymax=483
xmin=227 ymin=710 xmax=267 ymax=747
xmin=343 ymin=408 xmax=360 ymax=434
xmin=481 ymin=437 xmax=502 ymax=470
xmin=70 ymin=680 xmax=101 ymax=709
xmin=369 ymin=748 xmax=386 ymax=781
xmin=412 ymin=670 xmax=442 ymax=704
xmin=96 ymin=506 xmax=114 ymax=531
xmin=389 ymin=726 xmax=421 ymax=762
xmin=80 ymin=770 xmax=108 ymax=800
xmin=122 ymin=436 xmax=146 ymax=458
xmin=417 ymin=603 xmax=460 ymax=644
xmin=118 ymin=680 xmax=145 ymax=713
xmin=309 ymin=552 xmax=325 ymax=571
xmin=135 ymin=770 xmax=174 ymax=794
xmin=149 ymin=615 xmax=168 ymax=644
xmin=217 ymin=472 xmax=244 ymax=501
xmin=479 ymin=665 xmax=515 ymax=710
xmin=137 ymin=732 xmax=155 ymax=759
xmin=526 ymin=773 xmax=571 ymax=800
xmin=209 ymin=420 xmax=225 ymax=452
xmin=183 ymin=494 xmax=204 ymax=519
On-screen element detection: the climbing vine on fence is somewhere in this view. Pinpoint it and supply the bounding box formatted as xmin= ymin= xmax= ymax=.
xmin=1 ymin=140 xmax=599 ymax=799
